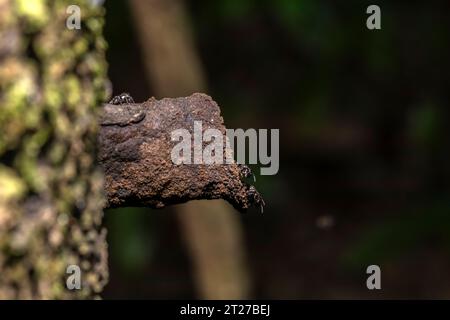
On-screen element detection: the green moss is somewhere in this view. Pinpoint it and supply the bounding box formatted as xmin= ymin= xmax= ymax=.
xmin=0 ymin=165 xmax=26 ymax=200
xmin=15 ymin=0 xmax=49 ymax=30
xmin=64 ymin=75 xmax=82 ymax=107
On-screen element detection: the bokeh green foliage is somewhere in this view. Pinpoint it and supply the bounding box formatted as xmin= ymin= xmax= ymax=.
xmin=102 ymin=0 xmax=450 ymax=297
xmin=190 ymin=0 xmax=450 ymax=274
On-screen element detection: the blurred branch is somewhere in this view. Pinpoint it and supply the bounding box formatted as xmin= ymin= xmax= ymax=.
xmin=129 ymin=0 xmax=252 ymax=299
xmin=129 ymin=0 xmax=206 ymax=98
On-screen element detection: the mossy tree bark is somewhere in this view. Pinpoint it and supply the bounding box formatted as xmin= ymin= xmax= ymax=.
xmin=0 ymin=0 xmax=109 ymax=299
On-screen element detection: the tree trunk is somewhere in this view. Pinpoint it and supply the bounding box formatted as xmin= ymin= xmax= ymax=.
xmin=0 ymin=0 xmax=108 ymax=299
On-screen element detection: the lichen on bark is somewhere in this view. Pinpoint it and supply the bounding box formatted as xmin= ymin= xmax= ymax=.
xmin=0 ymin=0 xmax=109 ymax=299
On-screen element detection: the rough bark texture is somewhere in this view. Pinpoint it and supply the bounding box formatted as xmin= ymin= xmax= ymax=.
xmin=99 ymin=93 xmax=261 ymax=212
xmin=0 ymin=0 xmax=108 ymax=299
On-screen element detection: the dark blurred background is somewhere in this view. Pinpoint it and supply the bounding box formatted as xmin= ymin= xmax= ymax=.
xmin=102 ymin=0 xmax=450 ymax=299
